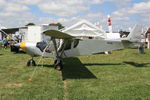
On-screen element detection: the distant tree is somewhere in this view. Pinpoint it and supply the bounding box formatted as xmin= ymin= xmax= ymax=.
xmin=49 ymin=23 xmax=65 ymax=30
xmin=49 ymin=23 xmax=57 ymax=26
xmin=25 ymin=23 xmax=35 ymax=26
xmin=57 ymin=23 xmax=65 ymax=30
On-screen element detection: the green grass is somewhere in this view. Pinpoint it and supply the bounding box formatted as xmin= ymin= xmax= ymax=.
xmin=0 ymin=48 xmax=150 ymax=100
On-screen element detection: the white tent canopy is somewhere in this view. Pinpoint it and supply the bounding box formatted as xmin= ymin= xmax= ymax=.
xmin=63 ymin=20 xmax=106 ymax=38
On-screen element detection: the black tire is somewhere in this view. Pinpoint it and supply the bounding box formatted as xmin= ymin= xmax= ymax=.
xmin=54 ymin=59 xmax=63 ymax=71
xmin=10 ymin=45 xmax=19 ymax=53
xmin=27 ymin=59 xmax=36 ymax=66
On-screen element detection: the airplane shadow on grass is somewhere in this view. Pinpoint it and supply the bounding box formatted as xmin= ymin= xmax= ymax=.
xmin=83 ymin=63 xmax=122 ymax=66
xmin=123 ymin=61 xmax=150 ymax=67
xmin=37 ymin=57 xmax=97 ymax=79
xmin=37 ymin=58 xmax=149 ymax=80
xmin=61 ymin=59 xmax=150 ymax=79
xmin=36 ymin=57 xmax=97 ymax=79
xmin=62 ymin=57 xmax=97 ymax=79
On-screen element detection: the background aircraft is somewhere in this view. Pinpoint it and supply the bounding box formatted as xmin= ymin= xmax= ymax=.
xmin=17 ymin=25 xmax=143 ymax=71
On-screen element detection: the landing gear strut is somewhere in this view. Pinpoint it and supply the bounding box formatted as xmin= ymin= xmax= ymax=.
xmin=27 ymin=58 xmax=36 ymax=66
xmin=54 ymin=59 xmax=65 ymax=80
xmin=54 ymin=59 xmax=63 ymax=71
xmin=51 ymin=38 xmax=65 ymax=80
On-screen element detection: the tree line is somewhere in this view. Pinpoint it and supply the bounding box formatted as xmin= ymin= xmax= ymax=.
xmin=25 ymin=23 xmax=64 ymax=30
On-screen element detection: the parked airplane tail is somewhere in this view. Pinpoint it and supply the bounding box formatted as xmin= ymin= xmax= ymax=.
xmin=126 ymin=25 xmax=143 ymax=42
xmin=107 ymin=15 xmax=112 ymax=33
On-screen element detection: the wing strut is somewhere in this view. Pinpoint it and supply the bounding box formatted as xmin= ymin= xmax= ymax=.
xmin=52 ymin=38 xmax=66 ymax=80
xmin=52 ymin=38 xmax=59 ymax=58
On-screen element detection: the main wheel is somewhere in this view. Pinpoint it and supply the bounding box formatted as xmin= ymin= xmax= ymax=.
xmin=27 ymin=59 xmax=36 ymax=66
xmin=54 ymin=59 xmax=63 ymax=71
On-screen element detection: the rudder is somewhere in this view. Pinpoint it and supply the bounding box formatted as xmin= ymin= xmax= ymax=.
xmin=127 ymin=25 xmax=143 ymax=42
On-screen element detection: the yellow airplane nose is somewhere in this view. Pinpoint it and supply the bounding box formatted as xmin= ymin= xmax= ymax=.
xmin=20 ymin=42 xmax=26 ymax=50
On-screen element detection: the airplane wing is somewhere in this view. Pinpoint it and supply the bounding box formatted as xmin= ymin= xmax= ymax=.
xmin=43 ymin=30 xmax=75 ymax=39
xmin=1 ymin=28 xmax=19 ymax=34
xmin=0 ymin=27 xmax=26 ymax=34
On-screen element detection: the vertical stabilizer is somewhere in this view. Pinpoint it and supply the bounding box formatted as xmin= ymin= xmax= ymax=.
xmin=127 ymin=25 xmax=143 ymax=42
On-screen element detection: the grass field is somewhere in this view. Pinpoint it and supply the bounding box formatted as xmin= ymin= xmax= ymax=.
xmin=0 ymin=48 xmax=150 ymax=100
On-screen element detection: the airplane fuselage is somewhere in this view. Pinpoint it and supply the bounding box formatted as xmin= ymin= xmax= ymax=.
xmin=20 ymin=38 xmax=136 ymax=58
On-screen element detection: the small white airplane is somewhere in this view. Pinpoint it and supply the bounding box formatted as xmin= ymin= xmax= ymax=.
xmin=0 ymin=28 xmax=19 ymax=50
xmin=14 ymin=25 xmax=143 ymax=71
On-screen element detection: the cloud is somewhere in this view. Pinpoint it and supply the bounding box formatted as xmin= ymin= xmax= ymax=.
xmin=0 ymin=0 xmax=6 ymax=7
xmin=110 ymin=1 xmax=150 ymax=28
xmin=0 ymin=0 xmax=105 ymax=28
xmin=37 ymin=0 xmax=90 ymax=17
xmin=12 ymin=0 xmax=104 ymax=17
xmin=108 ymin=0 xmax=131 ymax=2
xmin=0 ymin=0 xmax=149 ymax=31
xmin=0 ymin=0 xmax=29 ymax=12
xmin=5 ymin=3 xmax=29 ymax=12
xmin=0 ymin=12 xmax=37 ymax=27
xmin=13 ymin=0 xmax=41 ymax=5
xmin=113 ymin=1 xmax=150 ymax=16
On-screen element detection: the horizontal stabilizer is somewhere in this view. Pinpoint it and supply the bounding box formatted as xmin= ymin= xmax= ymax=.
xmin=121 ymin=40 xmax=132 ymax=43
xmin=43 ymin=30 xmax=75 ymax=39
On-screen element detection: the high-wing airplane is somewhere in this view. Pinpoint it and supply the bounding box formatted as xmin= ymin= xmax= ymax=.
xmin=0 ymin=27 xmax=26 ymax=51
xmin=16 ymin=25 xmax=143 ymax=71
xmin=0 ymin=28 xmax=18 ymax=50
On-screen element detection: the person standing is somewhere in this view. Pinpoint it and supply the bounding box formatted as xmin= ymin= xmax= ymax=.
xmin=138 ymin=34 xmax=145 ymax=54
xmin=147 ymin=33 xmax=150 ymax=49
xmin=3 ymin=36 xmax=8 ymax=49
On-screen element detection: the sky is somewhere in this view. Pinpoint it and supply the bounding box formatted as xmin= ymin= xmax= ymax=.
xmin=0 ymin=0 xmax=150 ymax=31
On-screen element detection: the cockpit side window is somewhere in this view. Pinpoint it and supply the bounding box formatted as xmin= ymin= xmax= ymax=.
xmin=64 ymin=39 xmax=79 ymax=50
xmin=73 ymin=39 xmax=79 ymax=48
xmin=64 ymin=40 xmax=72 ymax=50
xmin=36 ymin=41 xmax=47 ymax=52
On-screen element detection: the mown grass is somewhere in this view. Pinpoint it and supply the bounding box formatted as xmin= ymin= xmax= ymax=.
xmin=0 ymin=48 xmax=150 ymax=100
